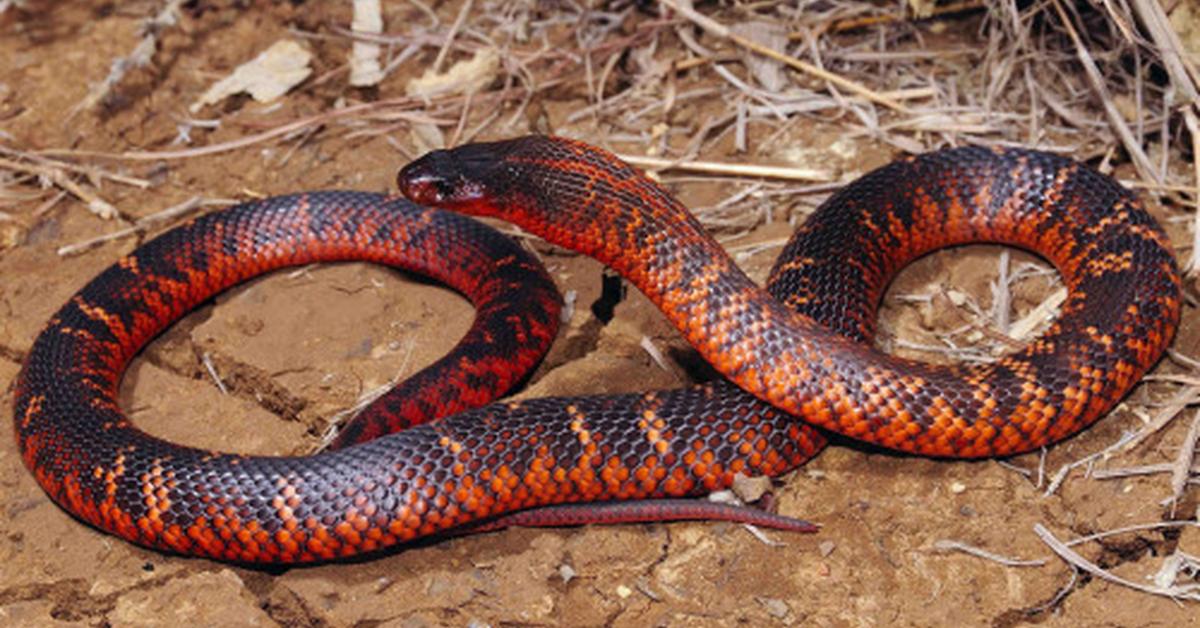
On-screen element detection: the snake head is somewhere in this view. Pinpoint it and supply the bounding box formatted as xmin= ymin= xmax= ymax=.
xmin=397 ymin=136 xmax=556 ymax=217
xmin=399 ymin=144 xmax=492 ymax=213
xmin=398 ymin=135 xmax=686 ymax=271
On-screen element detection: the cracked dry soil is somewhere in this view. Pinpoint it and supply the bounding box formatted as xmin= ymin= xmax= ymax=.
xmin=2 ymin=2 xmax=1199 ymax=627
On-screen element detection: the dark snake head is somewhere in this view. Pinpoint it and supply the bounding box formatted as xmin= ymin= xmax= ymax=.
xmin=399 ymin=134 xmax=647 ymax=213
xmin=398 ymin=135 xmax=692 ymax=269
xmin=399 ymin=141 xmax=502 ymax=213
xmin=397 ymin=136 xmax=566 ymax=217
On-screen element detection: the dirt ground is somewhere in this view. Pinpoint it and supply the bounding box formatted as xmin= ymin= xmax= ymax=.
xmin=1 ymin=2 xmax=1198 ymax=627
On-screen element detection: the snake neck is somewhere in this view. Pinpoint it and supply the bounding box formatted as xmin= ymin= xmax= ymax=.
xmin=398 ymin=136 xmax=701 ymax=264
xmin=400 ymin=135 xmax=824 ymax=382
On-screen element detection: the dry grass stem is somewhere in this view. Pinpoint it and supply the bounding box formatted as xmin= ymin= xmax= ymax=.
xmin=1171 ymin=410 xmax=1200 ymax=514
xmin=822 ymin=1 xmax=987 ymax=33
xmin=932 ymin=539 xmax=1047 ymax=567
xmin=1045 ymin=430 xmax=1139 ymax=497
xmin=1050 ymin=0 xmax=1158 ymax=185
xmin=1126 ymin=0 xmax=1200 ymax=104
xmin=1007 ymin=287 xmax=1067 ymax=342
xmin=201 ymin=352 xmax=228 ymax=395
xmin=661 ymin=0 xmax=909 ymax=114
xmin=349 ymin=0 xmax=385 ymax=87
xmin=1064 ymin=521 xmax=1200 ymax=547
xmin=0 ymin=146 xmax=151 ymax=189
xmin=1185 ymin=108 xmax=1200 ymax=276
xmin=620 ymin=154 xmax=833 ymax=182
xmin=1093 ymin=462 xmax=1200 ymax=480
xmin=639 ymin=336 xmax=671 ymax=373
xmin=995 ymin=459 xmax=1034 ymax=479
xmin=1120 ymin=384 xmax=1200 ymax=454
xmin=0 ymin=156 xmax=119 ymax=220
xmin=31 ymin=190 xmax=68 ymax=218
xmin=1035 ymin=523 xmax=1200 ymax=601
xmin=320 ymin=337 xmax=417 ymax=451
xmin=431 ymin=0 xmax=474 ymax=74
xmin=992 ymin=251 xmax=1011 ymax=334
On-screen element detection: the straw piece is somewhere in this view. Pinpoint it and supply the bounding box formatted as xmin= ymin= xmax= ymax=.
xmin=620 ymin=154 xmax=833 ymax=182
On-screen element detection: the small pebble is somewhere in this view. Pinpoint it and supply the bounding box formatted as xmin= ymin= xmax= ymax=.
xmin=950 ymin=481 xmax=967 ymax=494
xmin=818 ymin=541 xmax=836 ymax=557
xmin=758 ymin=597 xmax=789 ymax=618
xmin=731 ymin=473 xmax=772 ymax=503
xmin=558 ymin=564 xmax=576 ymax=584
xmin=615 ymin=584 xmax=633 ymax=598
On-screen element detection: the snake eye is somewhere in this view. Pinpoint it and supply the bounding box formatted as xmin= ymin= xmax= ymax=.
xmin=434 ymin=177 xmax=460 ymax=202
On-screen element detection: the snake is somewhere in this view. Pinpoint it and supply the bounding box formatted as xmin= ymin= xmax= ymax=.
xmin=13 ymin=136 xmax=1181 ymax=564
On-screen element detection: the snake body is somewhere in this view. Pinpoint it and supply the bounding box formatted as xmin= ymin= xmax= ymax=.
xmin=399 ymin=137 xmax=1181 ymax=456
xmin=13 ymin=137 xmax=1180 ymax=564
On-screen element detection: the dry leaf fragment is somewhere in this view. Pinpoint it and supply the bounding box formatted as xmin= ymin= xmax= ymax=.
xmin=406 ymin=47 xmax=499 ymax=99
xmin=191 ymin=40 xmax=312 ymax=113
xmin=730 ymin=21 xmax=789 ymax=92
xmin=907 ymin=0 xmax=937 ymax=18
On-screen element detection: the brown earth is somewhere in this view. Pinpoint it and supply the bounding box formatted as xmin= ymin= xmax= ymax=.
xmin=1 ymin=2 xmax=1198 ymax=627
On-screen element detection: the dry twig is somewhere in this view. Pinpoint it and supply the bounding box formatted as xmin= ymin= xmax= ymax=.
xmin=932 ymin=539 xmax=1047 ymax=567
xmin=0 ymin=156 xmax=119 ymax=220
xmin=1170 ymin=410 xmax=1200 ymax=514
xmin=1035 ymin=524 xmax=1200 ymax=601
